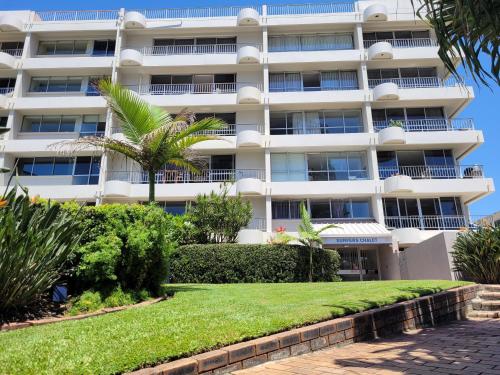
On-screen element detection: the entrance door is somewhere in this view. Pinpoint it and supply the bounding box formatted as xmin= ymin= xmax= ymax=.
xmin=337 ymin=248 xmax=380 ymax=281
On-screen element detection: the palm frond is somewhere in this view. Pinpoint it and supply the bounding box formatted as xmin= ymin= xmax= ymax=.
xmin=413 ymin=0 xmax=500 ymax=86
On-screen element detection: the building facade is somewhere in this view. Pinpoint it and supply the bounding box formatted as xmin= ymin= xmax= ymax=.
xmin=0 ymin=0 xmax=494 ymax=280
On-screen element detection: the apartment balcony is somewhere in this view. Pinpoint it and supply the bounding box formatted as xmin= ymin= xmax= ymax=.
xmin=124 ymin=6 xmax=261 ymax=29
xmin=269 ymin=130 xmax=374 ymax=151
xmin=15 ymin=87 xmax=106 ymax=110
xmin=381 ymin=164 xmax=493 ymax=199
xmin=386 ymin=215 xmax=467 ymax=230
xmin=14 ymin=175 xmax=99 ymax=200
xmin=370 ymin=77 xmax=471 ymax=103
xmin=23 ymin=54 xmax=114 ymax=71
xmin=104 ymin=169 xmax=265 ymax=199
xmin=121 ymin=44 xmax=262 ymax=67
xmin=374 ymin=118 xmax=475 ymax=133
xmin=130 ymin=82 xmax=262 ymax=106
xmin=0 ymin=49 xmax=23 ymax=69
xmin=268 ymin=85 xmax=363 ymax=106
xmin=364 ymin=38 xmax=438 ymax=61
xmin=266 ymin=2 xmax=358 ymax=26
xmin=31 ymin=10 xmax=120 ymax=32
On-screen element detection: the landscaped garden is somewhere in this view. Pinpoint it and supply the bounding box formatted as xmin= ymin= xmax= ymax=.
xmin=0 ymin=280 xmax=468 ymax=375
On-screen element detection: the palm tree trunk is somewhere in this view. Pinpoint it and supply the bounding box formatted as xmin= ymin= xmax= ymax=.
xmin=309 ymin=246 xmax=313 ymax=282
xmin=148 ymin=170 xmax=155 ymax=203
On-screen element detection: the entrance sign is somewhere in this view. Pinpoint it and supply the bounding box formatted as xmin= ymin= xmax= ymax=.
xmin=324 ymin=236 xmax=392 ymax=245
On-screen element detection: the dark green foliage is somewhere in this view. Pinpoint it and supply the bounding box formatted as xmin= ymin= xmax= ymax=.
xmin=62 ymin=203 xmax=175 ymax=295
xmin=0 ymin=190 xmax=82 ymax=313
xmin=169 ymin=244 xmax=340 ymax=283
xmin=184 ymin=188 xmax=252 ymax=244
xmin=452 ymin=227 xmax=500 ymax=284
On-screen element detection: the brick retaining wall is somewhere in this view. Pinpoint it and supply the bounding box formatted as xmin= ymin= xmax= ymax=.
xmin=129 ymin=284 xmax=480 ymax=375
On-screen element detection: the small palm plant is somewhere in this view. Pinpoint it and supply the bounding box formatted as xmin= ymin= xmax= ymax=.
xmin=66 ymin=80 xmax=225 ymax=203
xmin=297 ymin=202 xmax=337 ymax=282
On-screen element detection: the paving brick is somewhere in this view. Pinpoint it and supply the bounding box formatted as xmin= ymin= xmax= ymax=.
xmin=193 ymin=350 xmax=228 ymax=372
xmin=267 ymin=347 xmax=291 ymax=361
xmin=290 ymin=342 xmax=311 ymax=356
xmin=241 ymin=354 xmax=267 ymax=369
xmin=224 ymin=342 xmax=255 ymax=364
xmin=310 ymin=336 xmax=328 ymax=351
xmin=252 ymin=336 xmax=279 ymax=355
xmin=277 ymin=331 xmax=300 ymax=348
xmin=316 ymin=321 xmax=337 ymax=337
xmin=296 ymin=325 xmax=319 ymax=342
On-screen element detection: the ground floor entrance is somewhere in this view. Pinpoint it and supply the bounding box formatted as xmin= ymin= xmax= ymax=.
xmin=325 ymin=247 xmax=381 ymax=281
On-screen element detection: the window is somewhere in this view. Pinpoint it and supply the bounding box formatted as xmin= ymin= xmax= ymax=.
xmin=308 ymin=152 xmax=368 ymax=181
xmin=161 ymin=202 xmax=188 ymax=216
xmin=29 ymin=77 xmax=83 ymax=93
xmin=270 ymin=110 xmax=362 ymax=135
xmin=21 ymin=115 xmax=78 ymax=132
xmin=271 ymin=153 xmax=307 ymax=181
xmin=367 ymin=67 xmax=438 ymax=87
xmin=311 ymin=199 xmax=371 ymax=220
xmin=196 ymin=112 xmax=236 ymax=125
xmin=92 ymin=40 xmax=115 ymax=56
xmin=0 ymin=78 xmax=16 ymax=91
xmin=363 ymin=30 xmax=431 ymax=47
xmin=271 ymin=200 xmax=304 ymax=219
xmin=377 ymin=150 xmax=456 ymax=179
xmin=17 ymin=157 xmax=100 ymax=184
xmin=0 ymin=41 xmax=24 ymax=56
xmin=269 ymin=33 xmax=353 ymax=52
xmin=80 ymin=115 xmax=106 ymax=136
xmin=0 ymin=117 xmax=7 ymax=127
xmin=38 ymin=40 xmax=89 ymax=55
xmin=153 ymin=37 xmax=237 ymax=54
xmin=269 ymin=71 xmax=358 ymax=92
xmin=149 ymin=74 xmax=236 ymax=94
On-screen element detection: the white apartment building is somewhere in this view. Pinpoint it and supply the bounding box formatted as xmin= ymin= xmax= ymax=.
xmin=0 ymin=0 xmax=495 ymax=281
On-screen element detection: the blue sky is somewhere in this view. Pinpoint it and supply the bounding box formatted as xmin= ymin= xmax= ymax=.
xmin=1 ymin=0 xmax=498 ymax=216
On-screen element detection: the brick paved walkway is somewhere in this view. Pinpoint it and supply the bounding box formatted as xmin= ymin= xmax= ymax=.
xmin=233 ymin=319 xmax=500 ymax=375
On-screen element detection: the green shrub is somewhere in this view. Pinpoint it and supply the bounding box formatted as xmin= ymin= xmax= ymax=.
xmin=184 ymin=187 xmax=252 ymax=244
xmin=452 ymin=227 xmax=500 ymax=284
xmin=103 ymin=287 xmax=137 ymax=308
xmin=67 ymin=290 xmax=103 ymax=316
xmin=169 ymin=244 xmax=340 ymax=283
xmin=61 ymin=203 xmax=176 ymax=296
xmin=0 ymin=190 xmax=82 ymax=314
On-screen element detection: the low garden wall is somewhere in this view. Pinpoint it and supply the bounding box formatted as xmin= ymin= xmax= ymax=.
xmin=129 ymin=284 xmax=479 ymax=375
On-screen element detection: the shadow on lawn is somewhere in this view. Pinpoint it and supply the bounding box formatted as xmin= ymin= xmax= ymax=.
xmin=162 ymin=285 xmax=209 ymax=296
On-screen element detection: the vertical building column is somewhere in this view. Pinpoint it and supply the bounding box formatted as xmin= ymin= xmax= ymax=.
xmin=265 ymin=194 xmax=272 ymax=234
xmin=353 ymin=22 xmax=364 ymax=50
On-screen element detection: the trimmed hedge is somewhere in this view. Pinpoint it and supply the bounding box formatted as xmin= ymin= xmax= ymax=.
xmin=169 ymin=244 xmax=340 ymax=283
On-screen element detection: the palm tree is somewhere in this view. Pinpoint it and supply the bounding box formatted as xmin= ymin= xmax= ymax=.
xmin=297 ymin=202 xmax=337 ymax=282
xmin=413 ymin=0 xmax=500 ymax=86
xmin=67 ymin=80 xmax=225 ymax=203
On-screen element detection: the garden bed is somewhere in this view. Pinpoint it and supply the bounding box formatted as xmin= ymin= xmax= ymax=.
xmin=0 ymin=280 xmax=469 ymax=375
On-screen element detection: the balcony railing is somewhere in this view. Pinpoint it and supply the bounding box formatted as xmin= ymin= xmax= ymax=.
xmin=134 ymin=6 xmax=260 ymax=19
xmin=363 ymin=38 xmax=437 ymax=49
xmin=108 ymin=169 xmax=265 ymax=184
xmin=368 ymin=77 xmax=461 ymax=89
xmin=385 ymin=215 xmax=467 ymax=230
xmin=246 ymin=218 xmax=267 ymax=230
xmin=0 ymin=88 xmax=14 ymax=95
xmin=373 ymin=118 xmax=475 ymax=132
xmin=35 ymin=10 xmax=119 ymax=22
xmin=379 ymin=165 xmax=484 ymax=179
xmin=267 ymin=2 xmax=355 ymax=15
xmin=0 ymin=48 xmax=23 ymax=57
xmin=271 ymin=124 xmax=363 ymax=135
xmin=196 ymin=123 xmax=264 ymax=136
xmin=140 ymin=44 xmax=261 ymax=56
xmin=129 ymin=82 xmax=261 ymax=95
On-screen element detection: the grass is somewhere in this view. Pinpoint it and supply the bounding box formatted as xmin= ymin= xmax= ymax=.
xmin=0 ymin=280 xmax=468 ymax=375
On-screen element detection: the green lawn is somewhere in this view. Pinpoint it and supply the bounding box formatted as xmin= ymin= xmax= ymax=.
xmin=0 ymin=281 xmax=468 ymax=375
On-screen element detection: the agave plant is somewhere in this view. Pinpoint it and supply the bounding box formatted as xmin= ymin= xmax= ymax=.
xmin=0 ymin=188 xmax=83 ymax=314
xmin=452 ymin=226 xmax=500 ymax=284
xmin=297 ymin=202 xmax=337 ymax=282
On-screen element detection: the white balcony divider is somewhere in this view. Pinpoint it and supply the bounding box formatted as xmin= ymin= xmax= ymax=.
xmin=378 ymin=164 xmax=484 ymax=179
xmin=267 ymin=2 xmax=355 ymax=15
xmin=35 ymin=10 xmax=119 ymax=22
xmin=385 ymin=215 xmax=467 ymax=230
xmin=363 ymin=38 xmax=437 ymax=49
xmin=0 ymin=48 xmax=23 ymax=57
xmin=368 ymin=77 xmax=461 ymax=89
xmin=245 ymin=218 xmax=267 ymax=230
xmin=127 ymin=82 xmax=262 ymax=95
xmin=140 ymin=43 xmax=261 ymax=56
xmin=133 ymin=6 xmax=260 ymax=19
xmin=107 ymin=169 xmax=265 ymax=184
xmin=373 ymin=118 xmax=475 ymax=132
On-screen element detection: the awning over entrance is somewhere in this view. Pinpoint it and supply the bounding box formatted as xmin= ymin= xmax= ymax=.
xmin=313 ymin=222 xmax=393 ymax=245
